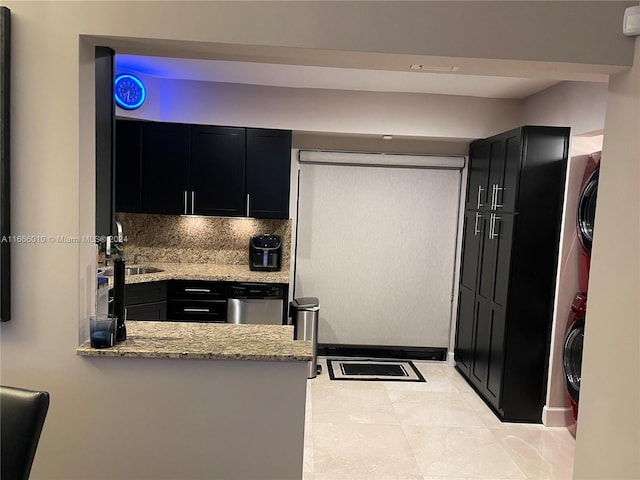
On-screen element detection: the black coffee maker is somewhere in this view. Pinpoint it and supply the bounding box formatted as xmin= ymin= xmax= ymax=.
xmin=249 ymin=234 xmax=282 ymax=271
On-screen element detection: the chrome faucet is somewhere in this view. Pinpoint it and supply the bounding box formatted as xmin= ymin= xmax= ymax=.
xmin=105 ymin=221 xmax=124 ymax=265
xmin=114 ymin=221 xmax=123 ymax=243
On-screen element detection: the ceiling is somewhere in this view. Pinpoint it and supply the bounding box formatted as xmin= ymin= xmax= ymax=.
xmin=116 ymin=54 xmax=562 ymax=100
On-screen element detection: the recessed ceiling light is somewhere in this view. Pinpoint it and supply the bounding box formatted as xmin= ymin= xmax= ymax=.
xmin=382 ymin=135 xmax=393 ymax=140
xmin=409 ymin=64 xmax=460 ymax=72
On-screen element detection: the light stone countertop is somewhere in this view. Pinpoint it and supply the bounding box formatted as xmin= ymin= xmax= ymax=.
xmin=76 ymin=321 xmax=313 ymax=362
xmin=102 ymin=262 xmax=290 ymax=286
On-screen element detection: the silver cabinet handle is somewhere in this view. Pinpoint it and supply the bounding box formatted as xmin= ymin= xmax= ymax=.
xmin=184 ymin=288 xmax=211 ymax=293
xmin=474 ymin=212 xmax=482 ymax=236
xmin=477 ymin=185 xmax=484 ymax=209
xmin=183 ymin=308 xmax=210 ymax=313
xmin=191 ymin=191 xmax=195 ymax=215
xmin=246 ymin=193 xmax=250 ymax=217
xmin=489 ymin=213 xmax=501 ymax=240
xmin=183 ymin=191 xmax=188 ymax=215
xmin=488 ymin=213 xmax=495 ymax=239
xmin=491 ymin=184 xmax=504 ymax=210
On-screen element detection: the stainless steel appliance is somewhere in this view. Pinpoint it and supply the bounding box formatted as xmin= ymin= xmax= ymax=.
xmin=290 ymin=297 xmax=320 ymax=379
xmin=227 ymin=283 xmax=286 ymax=325
xmin=249 ymin=234 xmax=282 ymax=271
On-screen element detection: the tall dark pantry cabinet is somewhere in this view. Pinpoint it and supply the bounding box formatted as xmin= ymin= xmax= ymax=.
xmin=455 ymin=126 xmax=570 ymax=423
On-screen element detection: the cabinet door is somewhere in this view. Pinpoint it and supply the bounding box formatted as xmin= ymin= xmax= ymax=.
xmin=115 ymin=120 xmax=142 ymax=213
xmin=470 ymin=298 xmax=506 ymax=409
xmin=484 ymin=303 xmax=506 ymax=409
xmin=126 ymin=302 xmax=167 ymax=321
xmin=492 ymin=214 xmax=515 ymax=307
xmin=246 ymin=129 xmax=292 ymax=219
xmin=465 ymin=141 xmax=491 ymax=210
xmin=125 ymin=281 xmax=167 ymax=305
xmin=167 ymin=300 xmax=227 ymax=322
xmin=455 ymin=286 xmax=476 ymax=377
xmin=190 ymin=126 xmax=246 ymax=216
xmin=488 ymin=129 xmax=521 ymax=213
xmin=460 ymin=211 xmax=484 ymax=291
xmin=477 ymin=212 xmax=514 ymax=303
xmin=168 ymin=280 xmax=227 ymax=301
xmin=141 ymin=122 xmax=190 ymax=215
xmin=477 ymin=214 xmax=497 ymax=301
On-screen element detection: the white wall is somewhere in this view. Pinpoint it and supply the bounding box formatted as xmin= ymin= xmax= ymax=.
xmin=1 ymin=1 xmax=638 ymax=479
xmin=572 ymin=34 xmax=640 ymax=480
xmin=118 ymin=75 xmax=522 ymax=141
xmin=522 ymin=81 xmax=609 ymax=426
xmin=523 ymin=81 xmax=608 ymax=136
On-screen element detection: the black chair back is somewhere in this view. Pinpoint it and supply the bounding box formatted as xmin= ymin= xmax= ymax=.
xmin=1 ymin=385 xmax=50 ymax=480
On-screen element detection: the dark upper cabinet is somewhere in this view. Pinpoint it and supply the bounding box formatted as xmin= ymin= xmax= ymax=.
xmin=246 ymin=128 xmax=292 ymax=219
xmin=190 ymin=126 xmax=246 ymax=216
xmin=464 ymin=129 xmax=521 ymax=213
xmin=465 ymin=142 xmax=491 ymax=210
xmin=455 ymin=125 xmax=569 ymax=423
xmin=141 ymin=122 xmax=190 ymax=215
xmin=115 ymin=120 xmax=291 ymax=219
xmin=115 ymin=120 xmax=142 ymax=213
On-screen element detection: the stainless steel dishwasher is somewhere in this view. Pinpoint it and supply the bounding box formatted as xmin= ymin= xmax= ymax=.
xmin=226 ymin=283 xmax=286 ymax=325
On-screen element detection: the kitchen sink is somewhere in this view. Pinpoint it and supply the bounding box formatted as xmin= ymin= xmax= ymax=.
xmin=102 ymin=266 xmax=164 ymax=276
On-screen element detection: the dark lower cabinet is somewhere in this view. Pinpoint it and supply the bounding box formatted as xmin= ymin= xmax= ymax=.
xmin=120 ymin=280 xmax=229 ymax=323
xmin=167 ymin=280 xmax=227 ymax=323
xmin=127 ymin=301 xmax=167 ymax=321
xmin=455 ymin=126 xmax=569 ymax=422
xmin=123 ymin=281 xmax=167 ymax=321
xmin=455 ymin=286 xmax=475 ymax=377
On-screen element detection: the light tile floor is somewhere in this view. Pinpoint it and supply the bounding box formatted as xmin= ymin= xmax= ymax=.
xmin=303 ymin=358 xmax=575 ymax=480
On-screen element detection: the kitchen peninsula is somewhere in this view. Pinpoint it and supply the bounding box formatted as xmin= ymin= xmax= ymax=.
xmin=76 ymin=315 xmax=311 ymax=480
xmin=73 ymin=208 xmax=308 ymax=478
xmin=76 ymin=321 xmax=312 ymax=362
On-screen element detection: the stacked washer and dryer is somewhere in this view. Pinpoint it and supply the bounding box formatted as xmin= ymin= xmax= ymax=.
xmin=563 ymin=152 xmax=600 ymax=437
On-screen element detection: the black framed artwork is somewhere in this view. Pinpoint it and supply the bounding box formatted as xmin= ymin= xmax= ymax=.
xmin=1 ymin=7 xmax=10 ymax=321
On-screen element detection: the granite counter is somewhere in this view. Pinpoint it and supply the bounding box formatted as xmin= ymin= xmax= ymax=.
xmin=102 ymin=262 xmax=289 ymax=286
xmin=77 ymin=321 xmax=312 ymax=362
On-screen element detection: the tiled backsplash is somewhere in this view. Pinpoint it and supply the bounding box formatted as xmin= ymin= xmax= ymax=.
xmin=115 ymin=213 xmax=291 ymax=267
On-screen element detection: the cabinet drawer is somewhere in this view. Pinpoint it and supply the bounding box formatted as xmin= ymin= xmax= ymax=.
xmin=168 ymin=280 xmax=226 ymax=300
xmin=125 ymin=281 xmax=167 ymax=305
xmin=167 ymin=300 xmax=227 ymax=323
xmin=126 ymin=301 xmax=167 ymax=321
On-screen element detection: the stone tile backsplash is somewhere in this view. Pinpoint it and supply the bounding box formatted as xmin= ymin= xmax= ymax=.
xmin=115 ymin=213 xmax=291 ymax=267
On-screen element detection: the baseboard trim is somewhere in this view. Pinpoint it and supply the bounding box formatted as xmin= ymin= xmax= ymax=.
xmin=446 ymin=351 xmax=456 ymax=367
xmin=542 ymin=405 xmax=573 ymax=427
xmin=317 ymin=344 xmax=447 ymax=361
